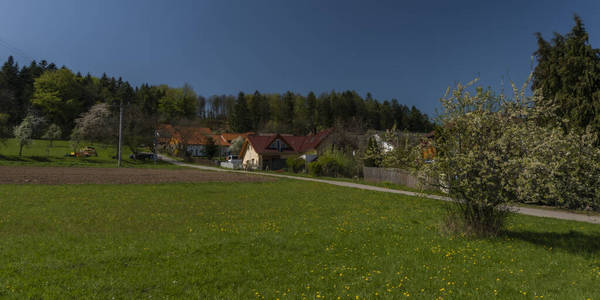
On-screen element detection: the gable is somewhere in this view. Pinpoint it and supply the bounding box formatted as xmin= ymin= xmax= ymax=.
xmin=267 ymin=138 xmax=291 ymax=152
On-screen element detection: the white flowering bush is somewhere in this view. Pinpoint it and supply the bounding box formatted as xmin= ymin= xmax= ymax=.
xmin=512 ymin=120 xmax=600 ymax=210
xmin=419 ymin=78 xmax=600 ymax=235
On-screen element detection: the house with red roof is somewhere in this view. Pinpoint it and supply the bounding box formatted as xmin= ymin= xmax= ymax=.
xmin=239 ymin=128 xmax=333 ymax=170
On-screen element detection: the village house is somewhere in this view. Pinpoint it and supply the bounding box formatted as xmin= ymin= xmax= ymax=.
xmin=155 ymin=124 xmax=176 ymax=149
xmin=239 ymin=128 xmax=333 ymax=170
xmin=157 ymin=124 xmax=253 ymax=157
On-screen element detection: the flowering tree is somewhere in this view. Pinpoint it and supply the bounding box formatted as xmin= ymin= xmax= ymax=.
xmin=419 ymin=77 xmax=600 ymax=235
xmin=228 ymin=136 xmax=245 ymax=155
xmin=72 ymin=103 xmax=114 ymax=144
xmin=42 ymin=123 xmax=62 ymax=147
xmin=13 ymin=114 xmax=37 ymax=156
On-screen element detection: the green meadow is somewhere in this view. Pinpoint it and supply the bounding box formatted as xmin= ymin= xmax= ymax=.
xmin=1 ymin=180 xmax=598 ymax=299
xmin=0 ymin=138 xmax=177 ymax=168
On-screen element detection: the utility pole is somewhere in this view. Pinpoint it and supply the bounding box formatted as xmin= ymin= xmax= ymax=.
xmin=117 ymin=99 xmax=123 ymax=167
xmin=153 ymin=128 xmax=158 ymax=165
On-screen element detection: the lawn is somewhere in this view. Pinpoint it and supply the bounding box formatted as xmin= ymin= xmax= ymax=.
xmin=0 ymin=138 xmax=178 ymax=168
xmin=254 ymin=168 xmax=446 ymax=196
xmin=0 ymin=180 xmax=598 ymax=299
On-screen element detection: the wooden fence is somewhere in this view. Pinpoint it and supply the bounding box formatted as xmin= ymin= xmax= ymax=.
xmin=363 ymin=167 xmax=423 ymax=189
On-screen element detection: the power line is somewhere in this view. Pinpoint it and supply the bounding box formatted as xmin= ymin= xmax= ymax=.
xmin=0 ymin=36 xmax=34 ymax=62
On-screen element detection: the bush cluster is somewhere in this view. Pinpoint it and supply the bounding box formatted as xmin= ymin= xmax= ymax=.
xmin=308 ymin=150 xmax=359 ymax=178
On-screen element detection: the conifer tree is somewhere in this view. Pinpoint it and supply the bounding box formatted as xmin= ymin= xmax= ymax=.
xmin=306 ymin=91 xmax=317 ymax=133
xmin=533 ymin=15 xmax=600 ymax=138
xmin=231 ymin=92 xmax=251 ymax=132
xmin=249 ymin=91 xmax=263 ymax=129
xmin=363 ymin=136 xmax=383 ymax=167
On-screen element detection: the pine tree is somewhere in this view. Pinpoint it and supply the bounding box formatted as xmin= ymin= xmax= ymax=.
xmin=306 ymin=91 xmax=317 ymax=133
xmin=204 ymin=136 xmax=218 ymax=158
xmin=532 ymin=14 xmax=600 ymax=138
xmin=249 ymin=91 xmax=263 ymax=130
xmin=281 ymin=91 xmax=295 ymax=130
xmin=0 ymin=56 xmax=22 ymax=126
xmin=231 ymin=92 xmax=251 ymax=132
xmin=363 ymin=136 xmax=383 ymax=167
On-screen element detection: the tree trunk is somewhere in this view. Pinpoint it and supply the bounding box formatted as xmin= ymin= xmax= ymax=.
xmin=19 ymin=143 xmax=23 ymax=156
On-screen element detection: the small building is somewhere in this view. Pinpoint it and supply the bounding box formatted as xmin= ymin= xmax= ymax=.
xmin=239 ymin=128 xmax=333 ymax=170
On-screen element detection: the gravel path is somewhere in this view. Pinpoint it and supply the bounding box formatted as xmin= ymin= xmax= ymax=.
xmin=159 ymin=155 xmax=600 ymax=224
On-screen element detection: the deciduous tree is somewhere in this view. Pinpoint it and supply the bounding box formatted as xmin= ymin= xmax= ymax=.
xmin=31 ymin=68 xmax=84 ymax=135
xmin=42 ymin=123 xmax=62 ymax=147
xmin=13 ymin=114 xmax=37 ymax=156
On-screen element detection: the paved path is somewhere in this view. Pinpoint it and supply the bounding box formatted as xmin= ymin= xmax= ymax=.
xmin=159 ymin=155 xmax=600 ymax=225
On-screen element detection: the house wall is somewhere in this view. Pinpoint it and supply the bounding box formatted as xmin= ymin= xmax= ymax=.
xmin=315 ymin=134 xmax=337 ymax=155
xmin=185 ymin=145 xmax=230 ymax=158
xmin=187 ymin=145 xmax=206 ymax=157
xmin=242 ymin=144 xmax=261 ymax=169
xmin=261 ymin=153 xmax=298 ymax=171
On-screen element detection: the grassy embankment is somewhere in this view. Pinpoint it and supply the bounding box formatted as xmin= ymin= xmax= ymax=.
xmin=0 ymin=138 xmax=177 ymax=168
xmin=1 ymin=180 xmax=598 ymax=299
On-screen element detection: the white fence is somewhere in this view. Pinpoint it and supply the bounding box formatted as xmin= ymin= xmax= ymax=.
xmin=220 ymin=161 xmax=243 ymax=170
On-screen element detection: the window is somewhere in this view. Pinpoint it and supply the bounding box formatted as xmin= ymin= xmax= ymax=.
xmin=267 ymin=139 xmax=290 ymax=151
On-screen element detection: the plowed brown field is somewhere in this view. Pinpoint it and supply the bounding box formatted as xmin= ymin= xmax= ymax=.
xmin=0 ymin=166 xmax=272 ymax=184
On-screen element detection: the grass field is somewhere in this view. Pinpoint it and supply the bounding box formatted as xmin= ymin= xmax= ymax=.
xmin=0 ymin=138 xmax=178 ymax=168
xmin=1 ymin=180 xmax=598 ymax=299
xmin=255 ymin=169 xmax=447 ymax=196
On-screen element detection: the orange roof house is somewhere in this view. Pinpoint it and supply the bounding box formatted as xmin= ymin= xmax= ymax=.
xmin=221 ymin=132 xmax=254 ymax=143
xmin=160 ymin=125 xmax=258 ymax=157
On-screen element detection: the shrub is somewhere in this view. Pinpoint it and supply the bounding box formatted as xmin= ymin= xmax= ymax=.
xmin=380 ymin=128 xmax=421 ymax=170
xmin=362 ymin=136 xmax=383 ymax=167
xmin=204 ymin=136 xmax=218 ymax=158
xmin=286 ymin=157 xmax=306 ymax=173
xmin=419 ymin=77 xmax=600 ymax=236
xmin=309 ymin=149 xmax=359 ymax=178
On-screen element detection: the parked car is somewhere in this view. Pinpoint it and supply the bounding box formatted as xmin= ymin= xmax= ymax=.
xmin=129 ymin=152 xmax=155 ymax=160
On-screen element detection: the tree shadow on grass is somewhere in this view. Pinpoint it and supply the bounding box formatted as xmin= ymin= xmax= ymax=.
xmin=502 ymin=229 xmax=600 ymax=257
xmin=29 ymin=156 xmax=50 ymax=162
xmin=0 ymin=154 xmax=26 ymax=162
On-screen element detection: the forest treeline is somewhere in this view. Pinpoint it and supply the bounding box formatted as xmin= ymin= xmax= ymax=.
xmin=0 ymin=55 xmax=434 ymax=141
xmin=204 ymin=91 xmax=433 ymax=134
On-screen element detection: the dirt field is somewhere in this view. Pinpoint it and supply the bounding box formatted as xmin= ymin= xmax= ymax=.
xmin=0 ymin=166 xmax=273 ymax=184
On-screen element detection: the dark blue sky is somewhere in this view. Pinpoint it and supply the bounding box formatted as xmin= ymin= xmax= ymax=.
xmin=1 ymin=0 xmax=599 ymax=117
